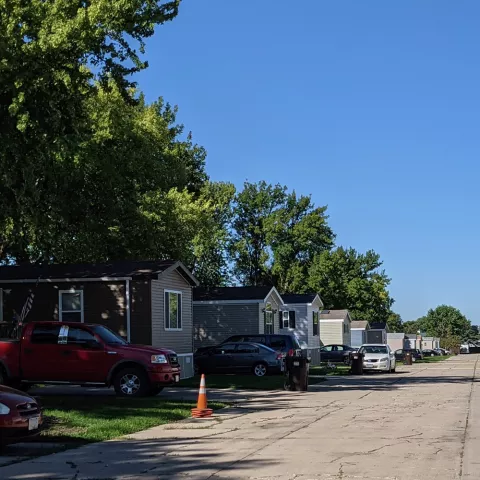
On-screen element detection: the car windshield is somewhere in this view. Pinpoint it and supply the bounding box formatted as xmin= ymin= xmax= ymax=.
xmin=360 ymin=346 xmax=388 ymax=354
xmin=91 ymin=325 xmax=128 ymax=345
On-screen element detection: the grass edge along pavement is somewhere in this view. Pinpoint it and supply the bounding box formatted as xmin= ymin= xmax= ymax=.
xmin=35 ymin=395 xmax=227 ymax=445
xmin=178 ymin=373 xmax=327 ymax=389
xmin=415 ymin=355 xmax=451 ymax=364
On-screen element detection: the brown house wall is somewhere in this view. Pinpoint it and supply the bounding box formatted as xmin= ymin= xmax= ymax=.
xmin=130 ymin=280 xmax=152 ymax=345
xmin=0 ymin=281 xmax=127 ymax=338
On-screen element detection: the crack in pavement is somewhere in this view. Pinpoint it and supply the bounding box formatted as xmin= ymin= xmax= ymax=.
xmin=458 ymin=355 xmax=478 ymax=479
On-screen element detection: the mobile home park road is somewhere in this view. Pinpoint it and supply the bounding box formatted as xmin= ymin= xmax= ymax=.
xmin=0 ymin=354 xmax=479 ymax=480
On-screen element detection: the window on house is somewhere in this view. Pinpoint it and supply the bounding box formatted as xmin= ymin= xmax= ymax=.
xmin=312 ymin=311 xmax=319 ymax=336
xmin=59 ymin=290 xmax=84 ymax=323
xmin=282 ymin=311 xmax=290 ymax=329
xmin=165 ymin=290 xmax=182 ymax=330
xmin=264 ymin=303 xmax=274 ymax=334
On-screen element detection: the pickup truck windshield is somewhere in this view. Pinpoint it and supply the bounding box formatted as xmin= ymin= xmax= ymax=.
xmin=91 ymin=325 xmax=128 ymax=345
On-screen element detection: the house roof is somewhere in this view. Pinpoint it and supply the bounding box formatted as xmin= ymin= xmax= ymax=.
xmin=194 ymin=286 xmax=277 ymax=302
xmin=369 ymin=322 xmax=387 ymax=330
xmin=320 ymin=309 xmax=350 ymax=320
xmin=0 ymin=260 xmax=199 ymax=286
xmin=351 ymin=320 xmax=369 ymax=329
xmin=282 ymin=293 xmax=322 ymax=306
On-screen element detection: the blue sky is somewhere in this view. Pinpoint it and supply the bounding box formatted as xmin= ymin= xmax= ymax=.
xmin=136 ymin=0 xmax=480 ymax=324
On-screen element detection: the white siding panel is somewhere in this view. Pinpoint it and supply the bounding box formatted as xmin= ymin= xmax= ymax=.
xmin=320 ymin=322 xmax=343 ymax=345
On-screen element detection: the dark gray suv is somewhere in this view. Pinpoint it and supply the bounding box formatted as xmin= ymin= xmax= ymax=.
xmin=195 ymin=334 xmax=302 ymax=356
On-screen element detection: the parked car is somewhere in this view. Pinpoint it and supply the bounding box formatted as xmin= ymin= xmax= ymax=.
xmin=195 ymin=334 xmax=302 ymax=357
xmin=0 ymin=322 xmax=181 ymax=397
xmin=194 ymin=342 xmax=282 ymax=376
xmin=422 ymin=349 xmax=441 ymax=357
xmin=0 ymin=384 xmax=43 ymax=445
xmin=358 ymin=344 xmax=396 ymax=373
xmin=394 ymin=348 xmax=423 ymax=362
xmin=320 ymin=344 xmax=357 ymax=364
xmin=434 ymin=348 xmax=450 ymax=356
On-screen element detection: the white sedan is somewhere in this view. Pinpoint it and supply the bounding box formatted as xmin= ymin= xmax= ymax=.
xmin=358 ymin=344 xmax=396 ymax=373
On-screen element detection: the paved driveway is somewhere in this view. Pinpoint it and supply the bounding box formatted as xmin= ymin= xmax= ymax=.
xmin=0 ymin=355 xmax=478 ymax=479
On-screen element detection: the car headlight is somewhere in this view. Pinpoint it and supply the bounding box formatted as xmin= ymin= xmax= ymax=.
xmin=0 ymin=403 xmax=10 ymax=415
xmin=380 ymin=357 xmax=389 ymax=362
xmin=151 ymin=354 xmax=168 ymax=364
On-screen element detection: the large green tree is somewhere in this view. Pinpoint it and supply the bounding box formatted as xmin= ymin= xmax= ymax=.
xmin=416 ymin=305 xmax=471 ymax=340
xmin=0 ymin=0 xmax=181 ymax=263
xmin=190 ymin=182 xmax=236 ymax=286
xmin=1 ymin=85 xmax=208 ymax=264
xmin=308 ymin=247 xmax=394 ymax=324
xmin=387 ymin=312 xmax=403 ymax=332
xmin=229 ymin=181 xmax=334 ymax=288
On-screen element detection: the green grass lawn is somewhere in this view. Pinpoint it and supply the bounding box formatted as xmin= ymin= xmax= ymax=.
xmin=309 ymin=364 xmax=351 ymax=376
xmin=36 ymin=395 xmax=226 ymax=444
xmin=178 ymin=374 xmax=326 ymax=390
xmin=415 ymin=355 xmax=451 ymax=364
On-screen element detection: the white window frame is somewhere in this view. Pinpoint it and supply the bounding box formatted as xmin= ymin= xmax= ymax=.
xmin=164 ymin=289 xmax=183 ymax=331
xmin=59 ymin=289 xmax=84 ymax=323
xmin=282 ymin=311 xmax=290 ymax=329
xmin=0 ymin=288 xmax=3 ymax=323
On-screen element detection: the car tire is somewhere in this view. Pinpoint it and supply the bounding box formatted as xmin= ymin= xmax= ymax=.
xmin=149 ymin=385 xmax=164 ymax=396
xmin=391 ymin=367 xmax=396 ymax=373
xmin=114 ymin=367 xmax=150 ymax=397
xmin=253 ymin=363 xmax=268 ymax=377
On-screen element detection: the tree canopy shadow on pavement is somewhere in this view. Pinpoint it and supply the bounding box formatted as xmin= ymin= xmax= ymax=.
xmin=309 ymin=373 xmax=480 ymax=393
xmin=0 ymin=436 xmax=278 ymax=480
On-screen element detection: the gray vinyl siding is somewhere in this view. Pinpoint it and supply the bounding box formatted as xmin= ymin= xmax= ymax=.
xmin=151 ymin=270 xmax=193 ymax=355
xmin=307 ymin=304 xmax=321 ymax=365
xmin=177 ymin=355 xmax=194 ymax=378
xmin=351 ymin=329 xmax=365 ymax=348
xmin=193 ymin=303 xmax=260 ymax=349
xmin=320 ymin=321 xmax=343 ymax=345
xmin=280 ymin=304 xmax=308 ymax=345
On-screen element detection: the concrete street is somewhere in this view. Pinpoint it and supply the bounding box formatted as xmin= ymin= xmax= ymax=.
xmin=0 ymin=354 xmax=478 ymax=480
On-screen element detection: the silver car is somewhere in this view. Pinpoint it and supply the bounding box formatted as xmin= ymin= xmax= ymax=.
xmin=358 ymin=344 xmax=396 ymax=373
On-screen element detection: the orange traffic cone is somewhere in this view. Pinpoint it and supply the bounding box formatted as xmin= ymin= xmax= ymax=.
xmin=191 ymin=374 xmax=213 ymax=418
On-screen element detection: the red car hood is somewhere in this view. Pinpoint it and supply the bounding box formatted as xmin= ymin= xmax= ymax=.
xmin=113 ymin=344 xmax=177 ymax=356
xmin=0 ymin=385 xmax=37 ymax=407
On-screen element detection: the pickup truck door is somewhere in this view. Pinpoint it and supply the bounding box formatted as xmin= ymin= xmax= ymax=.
xmin=59 ymin=325 xmax=111 ymax=383
xmin=21 ymin=324 xmax=63 ymax=381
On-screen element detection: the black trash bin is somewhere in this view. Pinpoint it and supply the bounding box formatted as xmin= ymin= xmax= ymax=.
xmin=284 ymin=355 xmax=310 ymax=391
xmin=404 ymin=352 xmax=413 ymax=365
xmin=350 ymin=352 xmax=364 ymax=375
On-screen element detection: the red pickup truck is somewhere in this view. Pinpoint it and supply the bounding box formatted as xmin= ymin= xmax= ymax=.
xmin=0 ymin=322 xmax=181 ymax=397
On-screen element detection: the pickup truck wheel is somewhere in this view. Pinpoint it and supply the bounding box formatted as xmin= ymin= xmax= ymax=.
xmin=114 ymin=368 xmax=150 ymax=397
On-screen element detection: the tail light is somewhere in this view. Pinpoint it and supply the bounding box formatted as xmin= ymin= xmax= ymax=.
xmin=276 ymin=353 xmax=283 ymax=360
xmin=288 ymin=349 xmax=294 ymax=357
